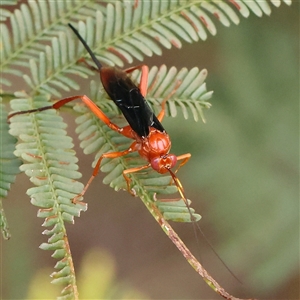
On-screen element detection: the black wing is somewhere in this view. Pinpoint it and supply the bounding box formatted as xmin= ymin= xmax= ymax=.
xmin=68 ymin=24 xmax=163 ymax=138
xmin=102 ymin=68 xmax=165 ymax=137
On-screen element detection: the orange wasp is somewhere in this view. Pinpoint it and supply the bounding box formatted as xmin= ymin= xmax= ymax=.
xmin=9 ymin=23 xmax=192 ymax=210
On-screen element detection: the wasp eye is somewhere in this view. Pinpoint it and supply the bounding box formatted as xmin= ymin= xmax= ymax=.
xmin=150 ymin=157 xmax=161 ymax=172
xmin=167 ymin=154 xmax=177 ymax=169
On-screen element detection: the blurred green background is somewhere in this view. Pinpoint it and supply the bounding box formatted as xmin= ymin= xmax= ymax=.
xmin=2 ymin=3 xmax=299 ymax=300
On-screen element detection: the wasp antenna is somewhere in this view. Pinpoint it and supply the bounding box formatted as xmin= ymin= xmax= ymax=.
xmin=168 ymin=168 xmax=242 ymax=283
xmin=68 ymin=23 xmax=102 ymax=71
xmin=194 ymin=220 xmax=243 ymax=284
xmin=168 ymin=169 xmax=196 ymax=222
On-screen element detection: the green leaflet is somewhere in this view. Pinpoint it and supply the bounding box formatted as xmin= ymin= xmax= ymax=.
xmin=156 ymin=199 xmax=202 ymax=222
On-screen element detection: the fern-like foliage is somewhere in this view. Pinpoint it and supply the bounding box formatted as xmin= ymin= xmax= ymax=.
xmin=0 ymin=0 xmax=108 ymax=86
xmin=130 ymin=65 xmax=212 ymax=122
xmin=1 ymin=0 xmax=292 ymax=90
xmin=8 ymin=93 xmax=87 ymax=299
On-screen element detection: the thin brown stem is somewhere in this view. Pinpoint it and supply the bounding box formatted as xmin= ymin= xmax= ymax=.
xmin=142 ymin=199 xmax=256 ymax=300
xmin=63 ymin=235 xmax=79 ymax=300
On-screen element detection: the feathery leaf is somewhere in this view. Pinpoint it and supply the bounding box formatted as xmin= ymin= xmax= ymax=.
xmin=0 ymin=0 xmax=107 ymax=86
xmin=8 ymin=92 xmax=87 ymax=298
xmin=1 ymin=0 xmax=292 ymax=92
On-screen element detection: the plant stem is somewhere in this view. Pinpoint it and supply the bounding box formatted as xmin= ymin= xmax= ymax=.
xmin=63 ymin=235 xmax=79 ymax=300
xmin=140 ymin=194 xmax=255 ymax=300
